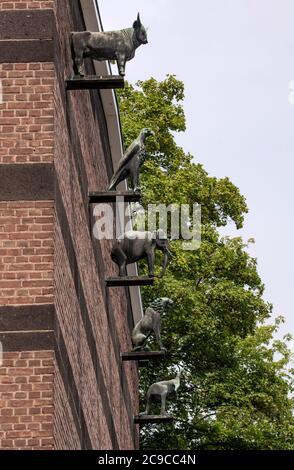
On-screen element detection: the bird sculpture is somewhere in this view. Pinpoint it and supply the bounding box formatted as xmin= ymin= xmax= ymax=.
xmin=108 ymin=128 xmax=154 ymax=192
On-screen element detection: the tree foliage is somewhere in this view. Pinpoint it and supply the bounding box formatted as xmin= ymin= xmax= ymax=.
xmin=117 ymin=76 xmax=294 ymax=450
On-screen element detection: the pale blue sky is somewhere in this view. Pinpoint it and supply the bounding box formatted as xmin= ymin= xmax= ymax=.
xmin=98 ymin=0 xmax=294 ymax=343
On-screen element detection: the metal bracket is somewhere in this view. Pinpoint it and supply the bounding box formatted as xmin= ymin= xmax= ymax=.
xmin=66 ymin=75 xmax=125 ymax=90
xmin=121 ymin=351 xmax=166 ymax=362
xmin=89 ymin=191 xmax=141 ymax=204
xmin=105 ymin=276 xmax=154 ymax=287
xmin=134 ymin=415 xmax=174 ymax=425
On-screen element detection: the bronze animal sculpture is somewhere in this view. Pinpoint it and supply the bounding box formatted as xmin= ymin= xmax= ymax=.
xmin=108 ymin=128 xmax=154 ymax=192
xmin=140 ymin=368 xmax=182 ymax=416
xmin=71 ymin=13 xmax=148 ymax=77
xmin=111 ymin=230 xmax=172 ymax=277
xmin=132 ymin=298 xmax=173 ymax=352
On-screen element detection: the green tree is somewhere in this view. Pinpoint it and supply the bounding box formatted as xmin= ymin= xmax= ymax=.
xmin=117 ymin=76 xmax=294 ymax=450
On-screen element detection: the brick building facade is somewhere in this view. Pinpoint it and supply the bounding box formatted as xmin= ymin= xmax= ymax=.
xmin=0 ymin=0 xmax=141 ymax=450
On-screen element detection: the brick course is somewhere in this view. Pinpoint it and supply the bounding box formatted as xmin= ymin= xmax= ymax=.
xmin=0 ymin=201 xmax=54 ymax=305
xmin=0 ymin=351 xmax=54 ymax=450
xmin=0 ymin=1 xmax=54 ymax=10
xmin=0 ymin=63 xmax=54 ymax=164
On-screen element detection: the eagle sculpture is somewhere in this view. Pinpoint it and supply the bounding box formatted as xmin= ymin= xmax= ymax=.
xmin=108 ymin=128 xmax=154 ymax=191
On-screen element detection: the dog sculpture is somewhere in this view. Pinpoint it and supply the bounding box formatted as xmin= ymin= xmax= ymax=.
xmin=111 ymin=229 xmax=172 ymax=277
xmin=140 ymin=368 xmax=182 ymax=416
xmin=71 ymin=13 xmax=148 ymax=77
xmin=132 ymin=297 xmax=173 ymax=352
xmin=108 ymin=128 xmax=154 ymax=192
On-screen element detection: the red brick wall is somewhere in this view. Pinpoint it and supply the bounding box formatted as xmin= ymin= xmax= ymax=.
xmin=0 ymin=2 xmax=55 ymax=452
xmin=53 ymin=367 xmax=81 ymax=450
xmin=0 ymin=63 xmax=54 ymax=164
xmin=0 ymin=350 xmax=54 ymax=450
xmin=0 ymin=201 xmax=54 ymax=305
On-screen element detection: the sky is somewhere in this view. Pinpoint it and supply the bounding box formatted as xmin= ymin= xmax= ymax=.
xmin=98 ymin=0 xmax=294 ymax=344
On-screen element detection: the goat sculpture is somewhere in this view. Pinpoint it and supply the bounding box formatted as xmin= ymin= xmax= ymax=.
xmin=71 ymin=13 xmax=148 ymax=77
xmin=140 ymin=368 xmax=182 ymax=416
